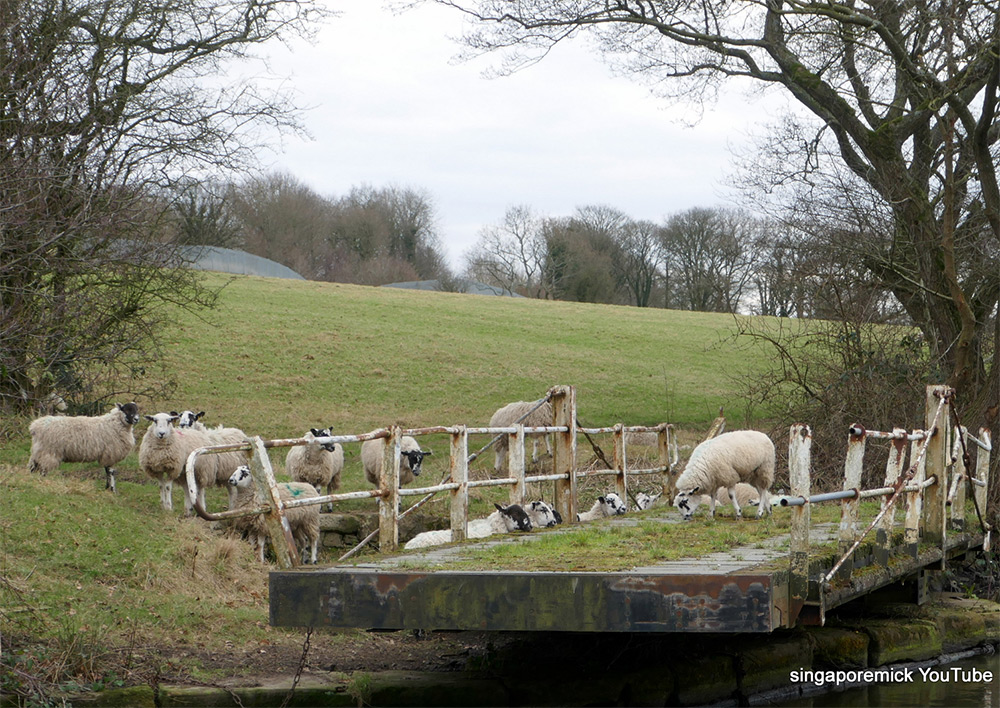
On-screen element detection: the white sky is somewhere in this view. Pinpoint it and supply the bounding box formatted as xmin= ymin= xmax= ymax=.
xmin=254 ymin=1 xmax=789 ymax=270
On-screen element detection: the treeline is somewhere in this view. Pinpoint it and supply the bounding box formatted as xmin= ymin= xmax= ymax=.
xmin=173 ymin=173 xmax=896 ymax=320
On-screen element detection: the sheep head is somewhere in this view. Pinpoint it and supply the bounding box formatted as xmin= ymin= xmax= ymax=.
xmin=494 ymin=502 xmax=532 ymax=532
xmin=673 ymin=486 xmax=702 ymax=521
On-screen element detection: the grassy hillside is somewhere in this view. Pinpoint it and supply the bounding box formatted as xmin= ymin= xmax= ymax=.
xmin=0 ymin=272 xmax=779 ymax=698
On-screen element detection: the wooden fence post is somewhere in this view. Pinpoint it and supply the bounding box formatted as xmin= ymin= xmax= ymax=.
xmin=975 ymin=428 xmax=991 ymax=551
xmin=877 ymin=429 xmax=908 ymax=567
xmin=551 ymin=385 xmax=577 ymax=523
xmin=658 ymin=424 xmax=674 ymax=499
xmin=451 ymin=426 xmax=469 ymax=543
xmin=248 ymin=436 xmax=297 ymax=569
xmin=378 ymin=427 xmax=401 ymax=552
xmin=904 ymin=431 xmax=926 ymax=558
xmin=922 ymin=386 xmax=949 ymax=556
xmin=613 ymin=423 xmax=627 ymax=502
xmin=788 ymin=424 xmax=811 ymax=626
xmin=837 ymin=426 xmax=866 ymax=581
xmin=508 ymin=423 xmax=526 ymax=505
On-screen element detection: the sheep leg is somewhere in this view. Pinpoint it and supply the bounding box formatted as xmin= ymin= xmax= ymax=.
xmin=708 ymin=494 xmax=717 ymax=519
xmin=104 ymin=466 xmax=116 ymax=493
xmin=757 ymin=488 xmax=771 ymax=518
xmin=729 ymin=488 xmax=743 ymax=519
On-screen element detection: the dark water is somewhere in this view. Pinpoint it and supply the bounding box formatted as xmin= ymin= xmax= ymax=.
xmin=774 ymin=651 xmax=998 ymax=707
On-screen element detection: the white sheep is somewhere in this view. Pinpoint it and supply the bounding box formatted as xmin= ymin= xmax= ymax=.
xmin=403 ymin=503 xmax=532 ymax=550
xmin=576 ymin=492 xmax=627 ymax=521
xmin=489 ymin=400 xmax=553 ymax=474
xmin=138 ymin=412 xmax=219 ymax=514
xmin=286 ymin=428 xmax=344 ymax=510
xmin=525 ymin=500 xmax=561 ymax=528
xmin=28 ymin=402 xmax=141 ymax=493
xmin=361 ymin=435 xmax=431 ymax=487
xmin=227 ymin=465 xmax=321 ymax=564
xmin=673 ymin=430 xmax=775 ymax=521
xmin=635 ymin=490 xmax=663 ymax=511
xmin=204 ymin=424 xmax=250 ymax=510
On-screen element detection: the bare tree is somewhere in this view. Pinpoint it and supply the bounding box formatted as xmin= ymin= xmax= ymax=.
xmin=614 ymin=219 xmax=663 ymax=308
xmin=464 ymin=205 xmax=547 ymax=297
xmin=1 ymin=0 xmax=325 ymax=413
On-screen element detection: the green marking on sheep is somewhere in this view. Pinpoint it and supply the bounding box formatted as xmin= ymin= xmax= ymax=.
xmin=282 ymin=484 xmax=306 ymax=497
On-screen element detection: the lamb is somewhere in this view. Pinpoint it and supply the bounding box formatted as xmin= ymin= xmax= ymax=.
xmin=576 ymin=492 xmax=627 ymax=521
xmin=403 ymin=503 xmax=532 ymax=550
xmin=227 ymin=465 xmax=321 ymax=564
xmin=286 ymin=428 xmax=344 ymax=510
xmin=525 ymin=500 xmax=561 ymax=528
xmin=489 ymin=400 xmax=553 ymax=474
xmin=138 ymin=412 xmax=220 ymax=514
xmin=28 ymin=402 xmax=141 ymax=493
xmin=361 ymin=435 xmax=431 ymax=487
xmin=672 ymin=430 xmax=775 ymax=521
xmin=635 ymin=490 xmax=663 ymax=510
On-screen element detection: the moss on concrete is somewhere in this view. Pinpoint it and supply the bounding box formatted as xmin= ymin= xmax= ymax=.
xmin=805 ymin=626 xmax=869 ymax=668
xmin=736 ymin=632 xmax=812 ymax=695
xmin=856 ymin=618 xmax=943 ymax=666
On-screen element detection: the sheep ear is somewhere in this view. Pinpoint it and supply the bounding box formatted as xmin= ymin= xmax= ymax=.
xmin=494 ymin=502 xmax=505 ymax=512
xmin=423 ymin=449 xmax=432 ymax=455
xmin=310 ymin=428 xmax=323 ymax=437
xmin=598 ymin=496 xmax=606 ymax=503
xmin=144 ymin=415 xmax=155 ymax=421
xmin=170 ymin=411 xmax=179 ymax=416
xmin=690 ymin=486 xmax=700 ymax=494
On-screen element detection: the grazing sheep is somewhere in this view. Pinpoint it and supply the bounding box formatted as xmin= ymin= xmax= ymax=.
xmin=635 ymin=490 xmax=663 ymax=511
xmin=403 ymin=503 xmax=532 ymax=550
xmin=362 ymin=436 xmax=431 ymax=487
xmin=489 ymin=400 xmax=553 ymax=474
xmin=174 ymin=410 xmax=206 ymax=430
xmin=28 ymin=402 xmax=141 ymax=493
xmin=286 ymin=428 xmax=344 ymax=510
xmin=228 ymin=465 xmax=321 ymax=564
xmin=525 ymin=500 xmax=561 ymax=528
xmin=673 ymin=430 xmax=775 ymax=521
xmin=577 ymin=492 xmax=627 ymax=521
xmin=139 ymin=412 xmax=219 ymax=514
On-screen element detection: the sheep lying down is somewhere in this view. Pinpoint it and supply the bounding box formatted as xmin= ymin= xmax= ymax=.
xmin=673 ymin=430 xmax=775 ymax=521
xmin=403 ymin=502 xmax=535 ymax=550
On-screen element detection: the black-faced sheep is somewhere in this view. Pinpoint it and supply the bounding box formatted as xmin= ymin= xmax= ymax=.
xmin=138 ymin=412 xmax=219 ymax=514
xmin=489 ymin=400 xmax=553 ymax=474
xmin=174 ymin=410 xmax=206 ymax=430
xmin=28 ymin=402 xmax=141 ymax=492
xmin=228 ymin=465 xmax=321 ymax=564
xmin=403 ymin=502 xmax=532 ymax=550
xmin=286 ymin=428 xmax=344 ymax=510
xmin=361 ymin=435 xmax=431 ymax=487
xmin=577 ymin=492 xmax=627 ymax=521
xmin=672 ymin=430 xmax=775 ymax=521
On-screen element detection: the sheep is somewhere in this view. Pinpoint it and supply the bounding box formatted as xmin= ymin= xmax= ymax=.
xmin=138 ymin=412 xmax=220 ymax=514
xmin=403 ymin=503 xmax=532 ymax=550
xmin=525 ymin=500 xmax=561 ymax=528
xmin=576 ymin=492 xmax=627 ymax=521
xmin=635 ymin=490 xmax=663 ymax=511
xmin=28 ymin=402 xmax=141 ymax=493
xmin=227 ymin=465 xmax=321 ymax=564
xmin=361 ymin=435 xmax=431 ymax=487
xmin=489 ymin=400 xmax=553 ymax=474
xmin=672 ymin=430 xmax=775 ymax=521
xmin=286 ymin=428 xmax=344 ymax=510
xmin=204 ymin=424 xmax=251 ymax=510
xmin=174 ymin=410 xmax=206 ymax=430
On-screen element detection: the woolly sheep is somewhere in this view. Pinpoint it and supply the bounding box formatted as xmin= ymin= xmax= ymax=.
xmin=139 ymin=412 xmax=220 ymax=514
xmin=489 ymin=400 xmax=553 ymax=474
xmin=361 ymin=435 xmax=431 ymax=487
xmin=525 ymin=500 xmax=561 ymax=528
xmin=635 ymin=490 xmax=663 ymax=511
xmin=672 ymin=430 xmax=775 ymax=521
xmin=286 ymin=428 xmax=344 ymax=511
xmin=403 ymin=503 xmax=532 ymax=550
xmin=228 ymin=465 xmax=321 ymax=564
xmin=577 ymin=492 xmax=627 ymax=521
xmin=204 ymin=424 xmax=251 ymax=510
xmin=28 ymin=402 xmax=140 ymax=493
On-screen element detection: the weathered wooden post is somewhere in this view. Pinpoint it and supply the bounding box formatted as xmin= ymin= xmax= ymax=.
xmin=922 ymin=385 xmax=949 ymax=559
xmin=658 ymin=423 xmax=674 ymax=499
xmin=837 ymin=426 xmax=866 ymax=581
xmin=378 ymin=427 xmax=402 ymax=552
xmin=248 ymin=436 xmax=297 ymax=569
xmin=508 ymin=423 xmax=526 ymax=505
xmin=613 ymin=423 xmax=627 ymax=502
xmin=551 ymin=385 xmax=577 ymax=524
xmin=451 ymin=426 xmax=469 ymax=543
xmin=949 ymin=426 xmax=967 ymax=533
xmin=788 ymin=424 xmax=811 ymax=626
xmin=877 ymin=429 xmax=908 ymax=567
xmin=904 ymin=431 xmax=926 ymax=558
xmin=975 ymin=428 xmax=991 ymax=551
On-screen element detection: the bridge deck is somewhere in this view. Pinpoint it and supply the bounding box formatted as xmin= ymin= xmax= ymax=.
xmin=269 ymin=510 xmax=984 ymax=633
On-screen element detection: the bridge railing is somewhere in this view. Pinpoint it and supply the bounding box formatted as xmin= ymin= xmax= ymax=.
xmin=184 ymin=384 xmax=676 ymax=566
xmin=785 ymin=384 xmax=992 ymax=625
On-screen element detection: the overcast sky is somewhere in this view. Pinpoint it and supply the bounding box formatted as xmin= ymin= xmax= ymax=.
xmin=254 ymin=1 xmax=789 ymax=270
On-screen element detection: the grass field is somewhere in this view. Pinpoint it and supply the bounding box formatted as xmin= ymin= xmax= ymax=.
xmin=0 ymin=271 xmax=791 ymax=694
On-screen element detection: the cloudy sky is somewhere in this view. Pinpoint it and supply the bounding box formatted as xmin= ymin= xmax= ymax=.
xmin=254 ymin=1 xmax=789 ymax=269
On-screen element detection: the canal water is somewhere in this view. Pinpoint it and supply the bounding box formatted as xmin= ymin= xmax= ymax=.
xmin=775 ymin=651 xmax=998 ymax=707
